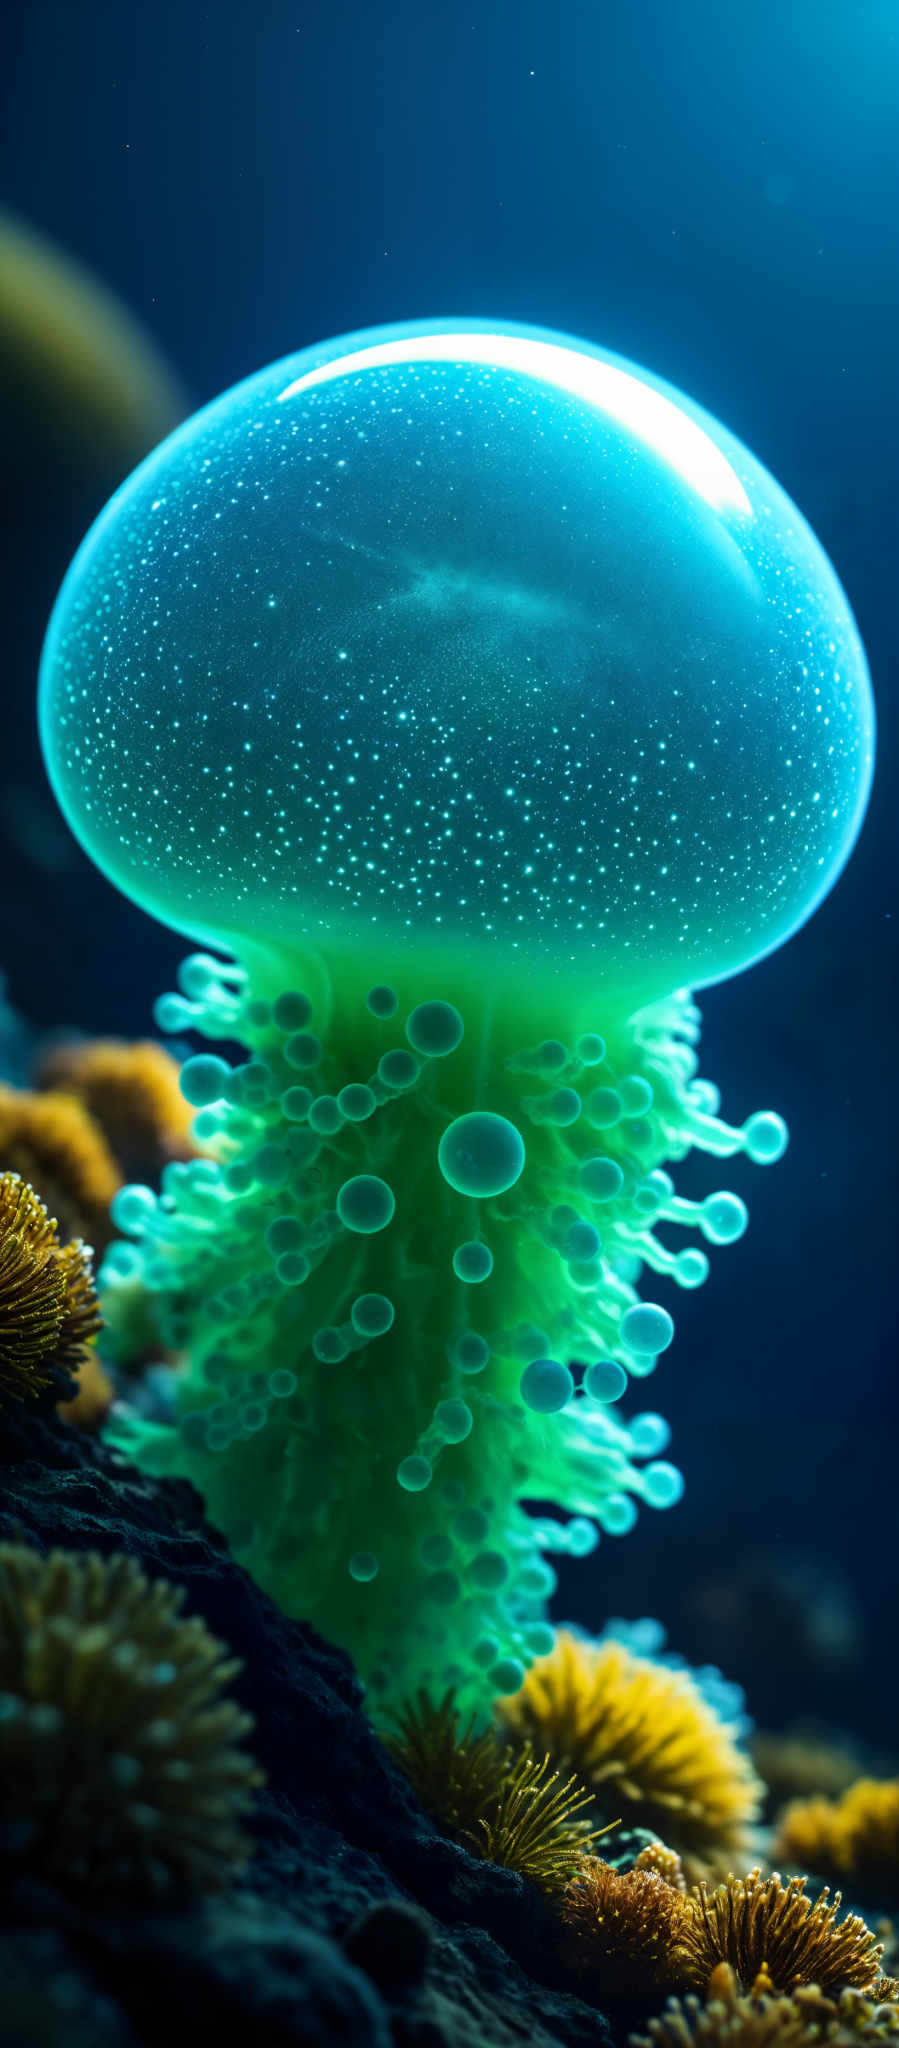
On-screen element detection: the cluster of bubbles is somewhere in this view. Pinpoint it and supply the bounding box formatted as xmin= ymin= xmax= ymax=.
xmin=99 ymin=947 xmax=786 ymax=1708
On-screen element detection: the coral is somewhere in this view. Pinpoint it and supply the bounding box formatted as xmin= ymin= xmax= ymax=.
xmin=0 ymin=1172 xmax=101 ymax=1407
xmin=635 ymin=1841 xmax=689 ymax=1892
xmin=0 ymin=1405 xmax=615 ymax=2048
xmin=776 ymin=1782 xmax=899 ymax=1904
xmin=38 ymin=1037 xmax=198 ymax=1185
xmin=630 ymin=1961 xmax=899 ymax=2045
xmin=0 ymin=1539 xmax=262 ymax=1896
xmin=56 ymin=1343 xmax=114 ymax=1429
xmin=496 ymin=1631 xmax=761 ymax=1880
xmin=600 ymin=1618 xmax=751 ymax=1740
xmin=561 ymin=1853 xmax=685 ymax=1997
xmin=386 ymin=1688 xmax=604 ymax=1892
xmin=0 ymin=1082 xmax=120 ymax=1249
xmin=671 ymin=1869 xmax=883 ymax=1996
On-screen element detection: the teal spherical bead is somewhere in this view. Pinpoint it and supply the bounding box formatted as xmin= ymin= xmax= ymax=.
xmin=39 ymin=318 xmax=874 ymax=1007
xmin=452 ymin=1240 xmax=494 ymax=1284
xmin=179 ymin=1054 xmax=231 ymax=1107
xmin=520 ymin=1357 xmax=575 ymax=1413
xmin=620 ymin=1303 xmax=675 ymax=1357
xmin=336 ymin=1174 xmax=395 ymax=1234
xmin=438 ymin=1112 xmax=526 ymax=1198
xmin=405 ymin=1000 xmax=464 ymax=1057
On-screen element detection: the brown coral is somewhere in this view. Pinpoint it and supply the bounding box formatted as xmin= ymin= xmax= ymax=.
xmin=630 ymin=1960 xmax=899 ymax=2045
xmin=37 ymin=1037 xmax=198 ymax=1185
xmin=0 ymin=1540 xmax=262 ymax=1896
xmin=671 ymin=1868 xmax=883 ymax=1996
xmin=496 ymin=1631 xmax=762 ymax=1881
xmin=561 ymin=1854 xmax=685 ymax=1997
xmin=776 ymin=1782 xmax=899 ymax=1905
xmin=386 ymin=1688 xmax=606 ymax=1893
xmin=0 ymin=1172 xmax=101 ymax=1406
xmin=0 ymin=1082 xmax=119 ymax=1249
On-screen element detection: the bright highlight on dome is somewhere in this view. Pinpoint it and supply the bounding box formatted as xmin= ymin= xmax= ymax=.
xmin=37 ymin=318 xmax=875 ymax=1714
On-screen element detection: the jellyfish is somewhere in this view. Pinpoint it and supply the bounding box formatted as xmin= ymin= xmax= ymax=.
xmin=38 ymin=320 xmax=874 ymax=1712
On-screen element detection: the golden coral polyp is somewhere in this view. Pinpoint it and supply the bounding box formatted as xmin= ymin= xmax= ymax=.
xmin=561 ymin=1854 xmax=686 ymax=1997
xmin=0 ymin=1171 xmax=101 ymax=1406
xmin=671 ymin=1868 xmax=883 ymax=1996
xmin=776 ymin=1780 xmax=899 ymax=1904
xmin=497 ymin=1630 xmax=762 ymax=1881
xmin=386 ymin=1687 xmax=605 ymax=1893
xmin=0 ymin=1542 xmax=263 ymax=1896
xmin=37 ymin=1037 xmax=198 ymax=1186
xmin=0 ymin=1083 xmax=119 ymax=1250
xmin=630 ymin=1961 xmax=899 ymax=2046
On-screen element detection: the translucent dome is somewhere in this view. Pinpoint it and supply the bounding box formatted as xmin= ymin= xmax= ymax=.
xmin=39 ymin=319 xmax=874 ymax=1006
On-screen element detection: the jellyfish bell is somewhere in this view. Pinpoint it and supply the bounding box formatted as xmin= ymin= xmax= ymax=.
xmin=38 ymin=318 xmax=874 ymax=1023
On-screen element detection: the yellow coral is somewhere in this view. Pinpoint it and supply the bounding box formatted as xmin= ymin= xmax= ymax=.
xmin=636 ymin=1841 xmax=689 ymax=1893
xmin=672 ymin=1868 xmax=883 ymax=1995
xmin=0 ymin=1172 xmax=101 ymax=1406
xmin=386 ymin=1688 xmax=608 ymax=1893
xmin=496 ymin=1631 xmax=761 ymax=1881
xmin=0 ymin=1083 xmax=119 ymax=1250
xmin=0 ymin=1541 xmax=263 ymax=1895
xmin=776 ymin=1782 xmax=899 ymax=1903
xmin=56 ymin=1345 xmax=114 ymax=1430
xmin=630 ymin=1960 xmax=899 ymax=2045
xmin=561 ymin=1854 xmax=685 ymax=1997
xmin=38 ymin=1038 xmax=198 ymax=1184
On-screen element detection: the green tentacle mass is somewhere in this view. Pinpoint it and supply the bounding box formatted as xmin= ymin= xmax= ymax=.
xmin=102 ymin=944 xmax=784 ymax=1712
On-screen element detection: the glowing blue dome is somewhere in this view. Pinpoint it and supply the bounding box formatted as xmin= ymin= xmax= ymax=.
xmin=39 ymin=318 xmax=874 ymax=1007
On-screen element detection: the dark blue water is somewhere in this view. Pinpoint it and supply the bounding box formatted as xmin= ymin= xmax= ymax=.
xmin=1 ymin=0 xmax=896 ymax=1745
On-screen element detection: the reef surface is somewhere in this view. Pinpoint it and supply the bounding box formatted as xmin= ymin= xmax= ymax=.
xmin=0 ymin=1395 xmax=615 ymax=2047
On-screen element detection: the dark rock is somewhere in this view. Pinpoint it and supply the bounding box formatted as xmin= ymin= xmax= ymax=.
xmin=0 ymin=1405 xmax=615 ymax=2045
xmin=343 ymin=1899 xmax=436 ymax=1993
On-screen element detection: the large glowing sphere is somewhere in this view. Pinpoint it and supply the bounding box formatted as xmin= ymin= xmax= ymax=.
xmin=39 ymin=319 xmax=874 ymax=1006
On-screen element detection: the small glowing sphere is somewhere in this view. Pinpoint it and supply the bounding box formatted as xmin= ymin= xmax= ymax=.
xmin=701 ymin=1192 xmax=749 ymax=1244
xmin=349 ymin=1551 xmax=379 ymax=1582
xmin=452 ymin=1240 xmax=494 ymax=1283
xmin=39 ymin=319 xmax=874 ymax=1008
xmin=336 ymin=1174 xmax=395 ymax=1234
xmin=579 ymin=1155 xmax=624 ymax=1202
xmin=584 ymin=1359 xmax=628 ymax=1403
xmin=520 ymin=1356 xmax=575 ymax=1412
xmin=405 ymin=1000 xmax=464 ymax=1057
xmin=438 ymin=1111 xmax=526 ymax=1198
xmin=433 ymin=1397 xmax=473 ymax=1443
xmin=350 ymin=1292 xmax=395 ymax=1336
xmin=642 ymin=1461 xmax=685 ymax=1509
xmin=455 ymin=1331 xmax=491 ymax=1374
xmin=397 ymin=1454 xmax=432 ymax=1492
xmin=619 ymin=1302 xmax=675 ymax=1356
xmin=272 ymin=990 xmax=312 ymax=1030
xmin=179 ymin=1054 xmax=230 ymax=1107
xmin=366 ymin=985 xmax=398 ymax=1018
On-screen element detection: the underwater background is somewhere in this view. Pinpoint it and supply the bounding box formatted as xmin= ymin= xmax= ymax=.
xmin=0 ymin=3 xmax=897 ymax=2043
